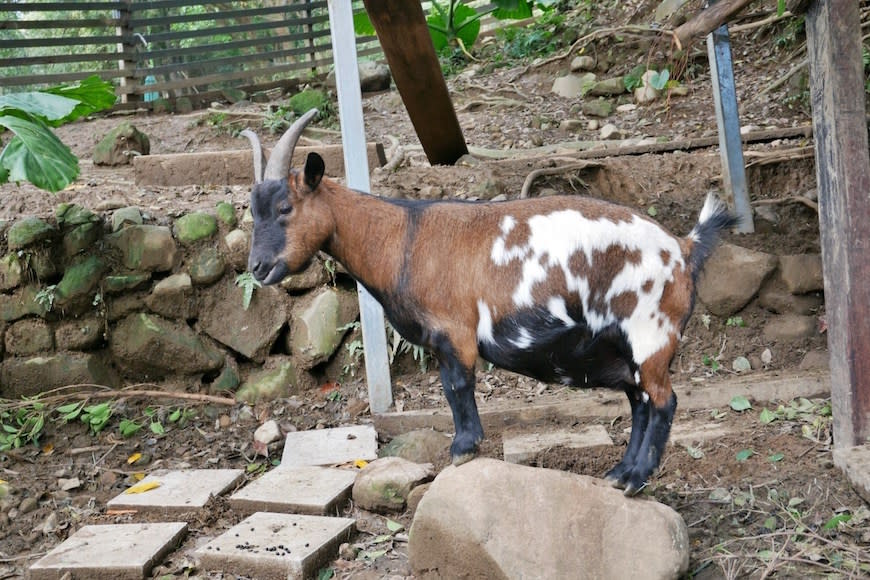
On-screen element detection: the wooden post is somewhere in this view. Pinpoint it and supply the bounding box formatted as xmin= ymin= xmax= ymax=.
xmin=327 ymin=0 xmax=393 ymax=414
xmin=115 ymin=0 xmax=140 ymax=104
xmin=705 ymin=12 xmax=753 ymax=232
xmin=806 ymin=0 xmax=870 ymax=448
xmin=361 ymin=0 xmax=468 ymax=165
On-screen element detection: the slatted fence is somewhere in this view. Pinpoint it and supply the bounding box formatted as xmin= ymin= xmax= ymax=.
xmin=0 ymin=0 xmax=382 ymax=107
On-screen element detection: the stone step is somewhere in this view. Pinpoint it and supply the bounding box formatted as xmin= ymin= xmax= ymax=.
xmin=503 ymin=425 xmax=613 ymax=464
xmin=281 ymin=424 xmax=378 ymax=468
xmin=29 ymin=522 xmax=187 ymax=580
xmin=229 ymin=465 xmax=357 ymax=515
xmin=106 ymin=468 xmax=243 ymax=514
xmin=195 ymin=512 xmax=355 ymax=580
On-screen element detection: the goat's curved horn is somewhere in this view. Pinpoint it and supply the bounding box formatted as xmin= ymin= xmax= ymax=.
xmin=240 ymin=129 xmax=265 ymax=184
xmin=263 ymin=108 xmax=318 ymax=181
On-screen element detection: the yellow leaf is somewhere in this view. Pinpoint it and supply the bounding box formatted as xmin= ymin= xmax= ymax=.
xmin=354 ymin=459 xmax=369 ymax=469
xmin=132 ymin=473 xmax=145 ymax=481
xmin=124 ymin=480 xmax=160 ymax=494
xmin=127 ymin=452 xmax=142 ymax=465
xmin=42 ymin=443 xmax=54 ymax=455
xmin=0 ymin=479 xmax=6 ymax=485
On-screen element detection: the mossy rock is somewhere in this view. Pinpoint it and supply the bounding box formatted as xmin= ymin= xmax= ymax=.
xmin=288 ymin=89 xmax=329 ymax=117
xmin=7 ymin=217 xmax=55 ymax=250
xmin=174 ymin=212 xmax=217 ymax=244
xmin=56 ymin=204 xmax=99 ymax=227
xmin=93 ymin=122 xmax=150 ymax=166
xmin=215 ymin=201 xmax=237 ymax=227
xmin=56 ymin=255 xmax=106 ymax=305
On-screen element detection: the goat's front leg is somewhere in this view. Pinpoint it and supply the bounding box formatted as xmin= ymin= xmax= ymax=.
xmin=436 ymin=345 xmax=484 ymax=465
xmin=605 ymin=387 xmax=650 ymax=487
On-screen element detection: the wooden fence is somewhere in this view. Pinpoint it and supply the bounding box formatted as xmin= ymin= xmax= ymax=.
xmin=0 ymin=0 xmax=382 ymax=108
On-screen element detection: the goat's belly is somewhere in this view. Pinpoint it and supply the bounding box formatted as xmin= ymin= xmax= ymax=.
xmin=477 ymin=308 xmax=636 ymax=389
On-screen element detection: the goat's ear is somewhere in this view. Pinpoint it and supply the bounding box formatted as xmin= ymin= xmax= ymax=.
xmin=303 ymin=152 xmax=324 ymax=191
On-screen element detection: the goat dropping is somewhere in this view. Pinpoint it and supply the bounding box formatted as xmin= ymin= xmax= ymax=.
xmin=242 ymin=109 xmax=736 ymax=496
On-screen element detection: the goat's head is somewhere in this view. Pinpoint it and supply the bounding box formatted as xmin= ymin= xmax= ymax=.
xmin=241 ymin=109 xmax=330 ymax=285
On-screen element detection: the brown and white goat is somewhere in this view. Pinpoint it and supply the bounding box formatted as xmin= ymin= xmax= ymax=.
xmin=242 ymin=110 xmax=736 ymax=496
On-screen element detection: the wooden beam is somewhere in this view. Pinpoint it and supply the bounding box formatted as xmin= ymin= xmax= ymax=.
xmin=806 ymin=0 xmax=870 ymax=447
xmin=362 ymin=0 xmax=468 ymax=165
xmin=674 ymin=0 xmax=755 ymax=48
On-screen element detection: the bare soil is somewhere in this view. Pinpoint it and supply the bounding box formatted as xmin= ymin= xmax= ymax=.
xmin=2 ymin=2 xmax=869 ymax=579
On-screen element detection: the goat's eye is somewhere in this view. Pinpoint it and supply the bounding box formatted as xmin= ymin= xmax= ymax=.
xmin=278 ymin=203 xmax=293 ymax=215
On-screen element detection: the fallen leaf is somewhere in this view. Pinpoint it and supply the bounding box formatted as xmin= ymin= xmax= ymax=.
xmin=127 ymin=452 xmax=142 ymax=465
xmin=125 ymin=479 xmax=160 ymax=494
xmin=41 ymin=443 xmax=54 ymax=455
xmin=132 ymin=472 xmax=146 ymax=481
xmin=354 ymin=459 xmax=369 ymax=469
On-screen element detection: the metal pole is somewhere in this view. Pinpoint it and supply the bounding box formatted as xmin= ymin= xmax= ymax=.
xmin=327 ymin=0 xmax=393 ymax=414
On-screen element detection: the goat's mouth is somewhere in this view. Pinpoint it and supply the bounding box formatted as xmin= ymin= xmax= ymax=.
xmin=257 ymin=262 xmax=290 ymax=286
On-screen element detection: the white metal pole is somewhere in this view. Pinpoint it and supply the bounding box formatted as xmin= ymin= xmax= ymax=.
xmin=327 ymin=0 xmax=393 ymax=413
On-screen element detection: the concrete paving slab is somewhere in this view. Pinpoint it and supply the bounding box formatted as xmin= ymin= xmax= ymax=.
xmin=503 ymin=425 xmax=613 ymax=464
xmin=833 ymin=444 xmax=870 ymax=504
xmin=106 ymin=468 xmax=243 ymax=514
xmin=281 ymin=425 xmax=378 ymax=468
xmin=229 ymin=466 xmax=357 ymax=515
xmin=669 ymin=420 xmax=734 ymax=445
xmin=29 ymin=522 xmax=187 ymax=580
xmin=196 ymin=512 xmax=355 ymax=580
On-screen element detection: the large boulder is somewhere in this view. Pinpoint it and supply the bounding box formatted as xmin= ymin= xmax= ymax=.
xmin=697 ymin=243 xmax=777 ymax=316
xmin=288 ymin=287 xmax=359 ymax=369
xmin=409 ymin=459 xmax=689 ymax=580
xmin=93 ymin=122 xmax=150 ymax=166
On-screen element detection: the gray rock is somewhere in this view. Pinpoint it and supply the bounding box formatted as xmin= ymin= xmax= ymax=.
xmin=5 ymin=318 xmax=53 ymax=356
xmin=758 ymin=274 xmax=823 ymax=315
xmin=236 ymin=357 xmax=303 ymax=403
xmin=763 ymin=314 xmax=818 ymax=342
xmin=588 ymin=77 xmax=626 ymax=96
xmin=145 ymin=273 xmax=196 ymax=319
xmin=559 ymin=119 xmax=584 ymax=132
xmin=697 ymin=243 xmax=778 ymax=316
xmin=54 ymin=317 xmax=104 ymax=351
xmin=103 ymin=273 xmax=151 ymax=295
xmin=732 ymin=356 xmax=752 ymax=373
xmin=551 ymin=73 xmax=596 ymax=99
xmin=199 ymin=279 xmax=288 ymax=362
xmin=779 ymin=254 xmax=824 ymax=294
xmin=0 ymin=254 xmax=23 ymax=291
xmin=352 ymin=457 xmax=435 ymax=513
xmin=189 ymin=246 xmax=226 ymax=285
xmin=110 ymin=313 xmax=224 ymax=377
xmin=359 ymin=60 xmax=392 ymax=92
xmin=409 ymin=459 xmax=689 ymax=580
xmin=799 ymin=350 xmax=829 ymax=370
xmin=289 ymin=287 xmax=360 ymax=369
xmin=570 ymin=55 xmax=596 ymax=72
xmin=580 ymin=98 xmax=613 ymax=118
xmin=379 ymin=429 xmax=452 ymax=464
xmin=7 ymin=217 xmax=55 ymax=250
xmin=279 ymin=257 xmax=330 ymax=291
xmin=0 ymin=285 xmax=48 ymax=322
xmin=93 ymin=122 xmax=150 ymax=166
xmin=0 ymin=353 xmax=119 ymax=398
xmin=223 ymin=229 xmax=250 ymax=271
xmin=599 ymin=123 xmax=623 ymax=140
xmin=406 ymin=482 xmax=431 ymax=515
xmin=105 ymin=225 xmax=177 ymax=272
xmin=111 ymin=207 xmax=143 ymax=232
xmin=635 ymin=84 xmax=660 ymax=104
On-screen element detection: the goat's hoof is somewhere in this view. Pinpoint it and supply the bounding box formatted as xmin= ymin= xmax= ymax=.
xmin=451 ymin=452 xmax=477 ymax=466
xmin=604 ymin=475 xmax=625 ymax=489
xmin=622 ymin=478 xmax=648 ymax=497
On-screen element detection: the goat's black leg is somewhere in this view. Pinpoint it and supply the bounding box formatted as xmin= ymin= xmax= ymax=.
xmin=604 ymin=388 xmax=650 ymax=486
xmin=437 ymin=352 xmax=484 ymax=464
xmin=622 ymin=391 xmax=677 ymax=496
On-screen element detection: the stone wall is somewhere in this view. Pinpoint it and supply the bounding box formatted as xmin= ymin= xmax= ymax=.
xmin=0 ymin=203 xmax=360 ymax=402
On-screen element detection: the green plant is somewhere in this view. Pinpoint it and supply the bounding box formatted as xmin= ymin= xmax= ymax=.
xmin=35 ymin=285 xmax=58 ymax=312
xmin=80 ymin=402 xmax=112 ymax=434
xmin=119 ymin=418 xmax=143 ymax=437
xmin=0 ymin=397 xmax=47 ymax=450
xmin=0 ymin=75 xmax=115 ymax=192
xmin=235 ymin=272 xmax=262 ymax=310
xmin=702 ymin=354 xmax=721 ymax=373
xmin=386 ymin=322 xmax=431 ymax=373
xmin=495 ymin=11 xmax=566 ymax=60
xmin=725 ymin=316 xmax=746 ymax=327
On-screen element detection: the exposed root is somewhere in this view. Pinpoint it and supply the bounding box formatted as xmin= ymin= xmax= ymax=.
xmin=0 ymin=384 xmax=236 ymax=410
xmin=520 ymin=161 xmax=598 ymax=199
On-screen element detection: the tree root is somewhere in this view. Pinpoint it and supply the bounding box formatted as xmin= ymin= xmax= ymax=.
xmin=520 ymin=161 xmax=600 ymax=199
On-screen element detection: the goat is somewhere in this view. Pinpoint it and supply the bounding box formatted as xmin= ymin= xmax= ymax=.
xmin=241 ymin=109 xmax=736 ymax=496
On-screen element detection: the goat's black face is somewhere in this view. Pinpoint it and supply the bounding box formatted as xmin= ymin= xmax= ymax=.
xmin=248 ymin=179 xmax=293 ymax=285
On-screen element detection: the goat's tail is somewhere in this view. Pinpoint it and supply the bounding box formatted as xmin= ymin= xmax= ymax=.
xmin=686 ymin=192 xmax=739 ymax=282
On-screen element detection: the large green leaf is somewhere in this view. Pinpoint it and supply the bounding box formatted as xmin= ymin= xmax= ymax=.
xmin=0 ymin=115 xmax=79 ymax=192
xmin=428 ymin=3 xmax=480 ymax=52
xmin=43 ymin=75 xmax=116 ymax=125
xmin=353 ymin=11 xmax=376 ymax=36
xmin=491 ymin=0 xmax=533 ymax=20
xmin=0 ymin=92 xmax=79 ymax=124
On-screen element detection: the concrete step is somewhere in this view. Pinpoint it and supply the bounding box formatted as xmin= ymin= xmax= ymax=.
xmin=229 ymin=465 xmax=357 ymax=515
xmin=106 ymin=468 xmax=243 ymax=514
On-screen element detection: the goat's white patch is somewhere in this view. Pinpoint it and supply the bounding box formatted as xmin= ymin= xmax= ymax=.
xmin=490 ymin=209 xmax=684 ymax=365
xmin=509 ymin=327 xmax=533 ymax=350
xmin=634 ymin=371 xmax=641 ymax=385
xmin=547 ymin=296 xmax=575 ymax=327
xmin=476 ymin=300 xmax=495 ymax=344
xmin=641 ymin=392 xmax=650 ymax=403
xmin=689 ymin=192 xmax=724 ymax=242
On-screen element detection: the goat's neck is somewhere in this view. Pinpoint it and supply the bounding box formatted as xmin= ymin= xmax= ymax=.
xmin=321 ymin=180 xmax=406 ymax=294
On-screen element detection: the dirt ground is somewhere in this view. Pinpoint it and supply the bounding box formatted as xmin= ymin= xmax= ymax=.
xmin=2 ymin=1 xmax=869 ymax=579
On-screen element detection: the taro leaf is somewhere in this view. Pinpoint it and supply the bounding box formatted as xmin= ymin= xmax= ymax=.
xmin=42 ymin=75 xmax=116 ymax=126
xmin=427 ymin=4 xmax=479 ymax=52
xmin=730 ymin=395 xmax=752 ymax=412
xmin=735 ymin=448 xmax=754 ymax=462
xmin=0 ymin=114 xmax=79 ymax=192
xmin=0 ymin=92 xmax=78 ymax=123
xmin=649 ymin=69 xmax=670 ymax=91
xmin=491 ymin=0 xmax=533 ymax=20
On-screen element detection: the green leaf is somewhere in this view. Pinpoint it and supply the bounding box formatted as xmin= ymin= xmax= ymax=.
xmin=491 ymin=0 xmax=533 ymax=20
xmin=759 ymin=408 xmax=777 ymax=424
xmin=353 ymin=12 xmax=376 ymax=36
xmin=150 ymin=421 xmax=165 ymax=435
xmin=386 ymin=519 xmax=404 ymax=532
xmin=684 ymin=445 xmax=704 ymax=459
xmin=371 ymin=534 xmax=392 ymax=544
xmin=427 ymin=4 xmax=480 ymax=52
xmin=768 ymin=452 xmax=785 ymax=462
xmin=0 ymin=92 xmax=78 ymax=123
xmin=42 ymin=75 xmax=116 ymax=125
xmin=735 ymin=448 xmax=754 ymax=462
xmin=0 ymin=114 xmax=79 ymax=192
xmin=168 ymin=409 xmax=182 ymax=423
xmin=647 ymin=205 xmax=658 ymax=217
xmin=119 ymin=419 xmax=142 ymax=437
xmin=649 ymin=69 xmax=670 ymax=91
xmin=730 ymin=395 xmax=752 ymax=412
xmin=763 ymin=516 xmax=777 ymax=531
xmin=317 ymin=568 xmax=335 ymax=580
xmin=823 ymin=513 xmax=852 ymax=530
